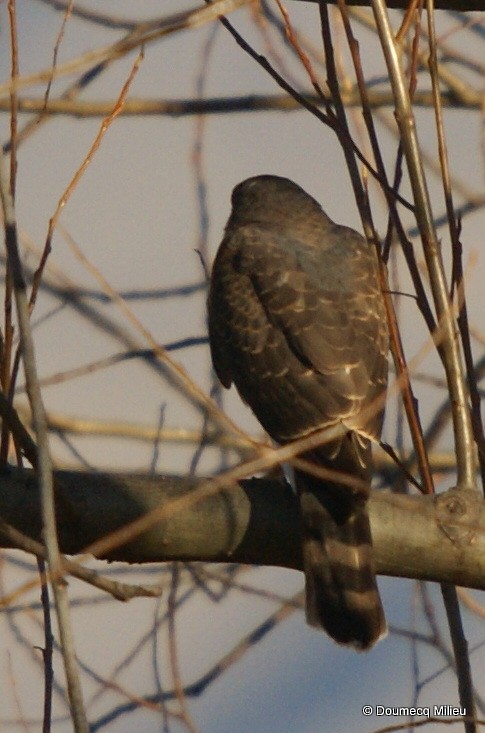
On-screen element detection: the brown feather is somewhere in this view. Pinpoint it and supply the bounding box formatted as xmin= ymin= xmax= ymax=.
xmin=208 ymin=175 xmax=388 ymax=649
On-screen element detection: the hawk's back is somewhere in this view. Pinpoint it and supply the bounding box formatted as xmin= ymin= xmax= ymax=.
xmin=208 ymin=175 xmax=388 ymax=649
xmin=209 ymin=175 xmax=387 ymax=452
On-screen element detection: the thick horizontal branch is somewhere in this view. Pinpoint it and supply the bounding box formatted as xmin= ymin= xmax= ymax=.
xmin=0 ymin=468 xmax=484 ymax=589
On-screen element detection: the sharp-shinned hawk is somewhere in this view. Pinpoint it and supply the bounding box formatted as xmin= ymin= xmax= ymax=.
xmin=208 ymin=175 xmax=388 ymax=649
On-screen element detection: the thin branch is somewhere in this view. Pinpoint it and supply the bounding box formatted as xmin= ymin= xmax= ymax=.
xmin=1 ymin=0 xmax=19 ymax=468
xmin=59 ymin=222 xmax=252 ymax=449
xmin=37 ymin=558 xmax=54 ymax=733
xmin=441 ymin=583 xmax=477 ymax=733
xmin=167 ymin=565 xmax=197 ymax=733
xmin=216 ymin=3 xmax=414 ymax=210
xmin=0 ymin=88 xmax=480 ymax=117
xmin=0 ymin=0 xmax=254 ymax=100
xmin=0 ymin=520 xmax=162 ymax=604
xmin=293 ymin=0 xmax=485 ymax=9
xmin=427 ymin=0 xmax=485 ymax=491
xmin=35 ymin=49 xmax=144 ymax=312
xmin=90 ymin=588 xmax=303 ymax=731
xmin=32 ymin=0 xmax=142 ymax=29
xmin=326 ymin=0 xmax=435 ymax=494
xmin=0 ymin=155 xmax=88 ymax=729
xmin=371 ymin=0 xmax=476 ymax=493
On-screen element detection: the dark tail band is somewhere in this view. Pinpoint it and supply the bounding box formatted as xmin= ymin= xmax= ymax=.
xmin=298 ymin=481 xmax=386 ymax=650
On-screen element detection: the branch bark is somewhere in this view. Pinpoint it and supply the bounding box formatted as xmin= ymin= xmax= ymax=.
xmin=0 ymin=468 xmax=484 ymax=590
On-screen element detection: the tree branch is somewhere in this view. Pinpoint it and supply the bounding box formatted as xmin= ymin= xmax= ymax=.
xmin=34 ymin=0 xmax=485 ymax=21
xmin=0 ymin=468 xmax=484 ymax=590
xmin=293 ymin=0 xmax=484 ymax=9
xmin=0 ymin=89 xmax=480 ymax=118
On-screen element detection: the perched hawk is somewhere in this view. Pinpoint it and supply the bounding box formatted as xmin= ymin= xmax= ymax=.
xmin=208 ymin=175 xmax=388 ymax=649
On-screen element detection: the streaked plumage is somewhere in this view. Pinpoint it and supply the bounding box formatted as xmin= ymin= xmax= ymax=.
xmin=208 ymin=175 xmax=388 ymax=649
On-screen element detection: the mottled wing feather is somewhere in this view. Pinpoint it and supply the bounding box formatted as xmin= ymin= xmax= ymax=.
xmin=229 ymin=225 xmax=386 ymax=435
xmin=208 ymin=240 xmax=277 ymax=389
xmin=208 ymin=176 xmax=389 ymax=649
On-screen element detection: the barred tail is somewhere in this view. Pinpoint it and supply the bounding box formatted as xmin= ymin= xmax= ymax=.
xmin=298 ymin=479 xmax=386 ymax=650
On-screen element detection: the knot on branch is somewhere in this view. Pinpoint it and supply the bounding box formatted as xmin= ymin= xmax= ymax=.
xmin=435 ymin=488 xmax=482 ymax=546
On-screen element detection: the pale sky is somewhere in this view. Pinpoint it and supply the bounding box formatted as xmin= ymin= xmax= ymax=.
xmin=0 ymin=2 xmax=484 ymax=731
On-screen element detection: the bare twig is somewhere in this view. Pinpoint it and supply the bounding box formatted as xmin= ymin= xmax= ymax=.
xmin=167 ymin=565 xmax=197 ymax=733
xmin=427 ymin=4 xmax=485 ymax=490
xmin=1 ymin=0 xmax=19 ymax=468
xmin=441 ymin=583 xmax=477 ymax=732
xmin=37 ymin=557 xmax=54 ymax=733
xmin=425 ymin=5 xmax=479 ymax=731
xmin=371 ymin=0 xmax=476 ymax=493
xmin=0 ymin=520 xmax=162 ymax=605
xmin=43 ymin=0 xmax=74 ymax=109
xmin=0 ymin=0 xmax=254 ymax=100
xmin=0 ymin=88 xmax=480 ymax=118
xmin=89 ymin=588 xmax=304 ymax=731
xmin=0 ymin=155 xmax=88 ymax=729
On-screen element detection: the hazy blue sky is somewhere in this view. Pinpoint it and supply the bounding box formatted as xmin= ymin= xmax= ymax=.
xmin=0 ymin=2 xmax=484 ymax=731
